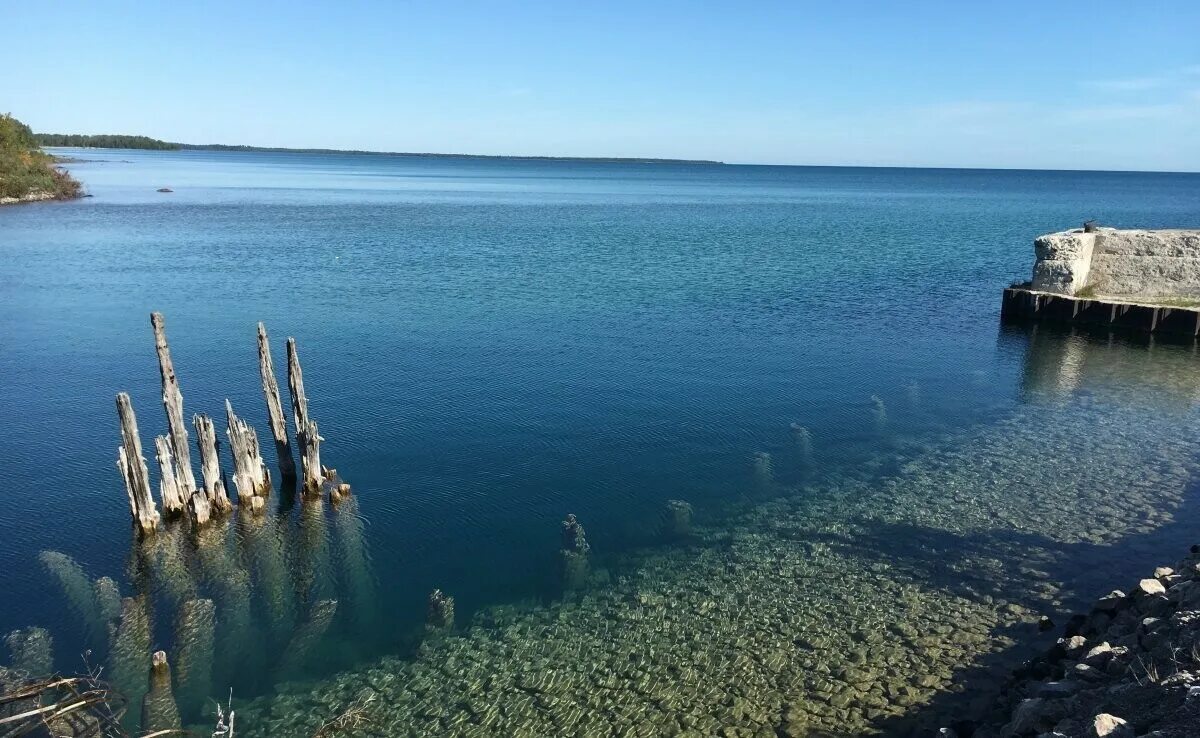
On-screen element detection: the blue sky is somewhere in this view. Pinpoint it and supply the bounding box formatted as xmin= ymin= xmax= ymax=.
xmin=4 ymin=1 xmax=1198 ymax=170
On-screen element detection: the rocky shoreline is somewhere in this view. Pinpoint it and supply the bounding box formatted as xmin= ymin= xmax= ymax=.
xmin=0 ymin=190 xmax=58 ymax=206
xmin=963 ymin=546 xmax=1200 ymax=738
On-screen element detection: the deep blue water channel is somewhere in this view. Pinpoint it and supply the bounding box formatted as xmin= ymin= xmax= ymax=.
xmin=2 ymin=150 xmax=1199 ymax=729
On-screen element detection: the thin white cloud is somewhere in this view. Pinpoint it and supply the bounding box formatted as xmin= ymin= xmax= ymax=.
xmin=1084 ymin=65 xmax=1200 ymax=92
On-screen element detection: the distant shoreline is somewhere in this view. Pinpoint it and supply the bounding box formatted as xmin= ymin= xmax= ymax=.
xmin=35 ymin=134 xmax=725 ymax=166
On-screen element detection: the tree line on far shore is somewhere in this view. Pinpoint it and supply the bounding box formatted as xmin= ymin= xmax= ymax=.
xmin=35 ymin=132 xmax=180 ymax=150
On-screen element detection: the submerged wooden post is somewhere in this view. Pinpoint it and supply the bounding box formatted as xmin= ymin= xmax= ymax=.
xmin=154 ymin=435 xmax=187 ymax=517
xmin=193 ymin=413 xmax=232 ymax=514
xmin=426 ymin=589 xmax=455 ymax=630
xmin=151 ymin=313 xmax=198 ymax=501
xmin=258 ymin=322 xmax=296 ymax=479
xmin=287 ymin=338 xmax=324 ymax=495
xmin=559 ymin=514 xmax=591 ymax=590
xmin=142 ymin=650 xmax=182 ymax=733
xmin=116 ymin=393 xmax=161 ymax=535
xmin=226 ymin=399 xmax=272 ymax=512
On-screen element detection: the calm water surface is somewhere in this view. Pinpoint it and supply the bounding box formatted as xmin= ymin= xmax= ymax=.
xmin=2 ymin=150 xmax=1199 ymax=734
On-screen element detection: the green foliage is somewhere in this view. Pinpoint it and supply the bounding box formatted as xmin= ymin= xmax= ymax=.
xmin=0 ymin=113 xmax=82 ymax=201
xmin=34 ymin=132 xmax=179 ymax=150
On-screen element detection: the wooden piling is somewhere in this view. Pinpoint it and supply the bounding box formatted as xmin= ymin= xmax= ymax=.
xmin=193 ymin=413 xmax=232 ymax=515
xmin=142 ymin=651 xmax=182 ymax=733
xmin=116 ymin=393 xmax=160 ymax=535
xmin=39 ymin=551 xmax=106 ymax=653
xmin=154 ymin=435 xmax=187 ymax=517
xmin=150 ymin=313 xmax=198 ymax=500
xmin=226 ymin=399 xmax=272 ymax=511
xmin=258 ymin=322 xmax=297 ymax=479
xmin=287 ymin=338 xmax=325 ymax=495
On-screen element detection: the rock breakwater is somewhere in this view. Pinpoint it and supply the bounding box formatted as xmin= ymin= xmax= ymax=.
xmin=968 ymin=547 xmax=1200 ymax=738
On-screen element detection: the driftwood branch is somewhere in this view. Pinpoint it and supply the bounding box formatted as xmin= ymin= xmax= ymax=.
xmin=116 ymin=393 xmax=160 ymax=535
xmin=257 ymin=322 xmax=296 ymax=479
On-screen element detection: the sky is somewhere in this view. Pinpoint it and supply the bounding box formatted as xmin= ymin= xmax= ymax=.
xmin=3 ymin=1 xmax=1198 ymax=170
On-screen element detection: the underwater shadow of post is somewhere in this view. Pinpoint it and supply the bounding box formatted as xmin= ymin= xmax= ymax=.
xmin=788 ymin=479 xmax=1200 ymax=735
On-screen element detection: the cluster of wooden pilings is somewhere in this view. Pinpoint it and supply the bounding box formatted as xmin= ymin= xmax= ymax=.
xmin=118 ymin=313 xmax=348 ymax=535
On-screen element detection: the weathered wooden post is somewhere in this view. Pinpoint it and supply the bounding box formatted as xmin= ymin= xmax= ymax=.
xmin=660 ymin=499 xmax=694 ymax=538
xmin=287 ymin=337 xmax=325 ymax=496
xmin=142 ymin=650 xmax=182 ymax=733
xmin=150 ymin=313 xmax=198 ymax=503
xmin=258 ymin=322 xmax=296 ymax=479
xmin=116 ymin=393 xmax=161 ymax=535
xmin=153 ymin=436 xmax=187 ymax=517
xmin=193 ymin=413 xmax=232 ymax=514
xmin=560 ymin=514 xmax=591 ymax=590
xmin=426 ymin=589 xmax=455 ymax=630
xmin=226 ymin=399 xmax=272 ymax=512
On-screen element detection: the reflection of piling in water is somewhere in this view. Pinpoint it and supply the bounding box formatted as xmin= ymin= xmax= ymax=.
xmin=174 ymin=599 xmax=215 ymax=720
xmin=559 ymin=514 xmax=591 ymax=590
xmin=287 ymin=338 xmax=325 ymax=497
xmin=116 ymin=393 xmax=161 ymax=536
xmin=39 ymin=551 xmax=105 ymax=652
xmin=194 ymin=413 xmax=232 ymax=515
xmin=226 ymin=399 xmax=272 ymax=512
xmin=275 ymin=599 xmax=338 ymax=681
xmin=151 ymin=312 xmax=199 ymax=508
xmin=4 ymin=627 xmax=53 ymax=676
xmin=870 ymin=395 xmax=887 ymax=432
xmin=789 ymin=423 xmax=813 ymax=469
xmin=94 ymin=576 xmax=122 ymax=645
xmin=239 ymin=513 xmax=295 ymax=648
xmin=195 ymin=525 xmax=252 ymax=684
xmin=660 ymin=500 xmax=694 ymax=538
xmin=153 ymin=435 xmax=188 ymax=517
xmin=753 ymin=452 xmax=774 ymax=491
xmin=141 ymin=650 xmax=181 ymax=734
xmin=143 ymin=526 xmax=198 ymax=611
xmin=108 ymin=596 xmax=151 ymax=729
xmin=257 ymin=322 xmax=297 ymax=480
xmin=332 ymin=496 xmax=377 ymax=633
xmin=296 ymin=497 xmax=336 ymax=606
xmin=426 ymin=589 xmax=455 ymax=630
xmin=905 ymin=381 xmax=920 ymax=410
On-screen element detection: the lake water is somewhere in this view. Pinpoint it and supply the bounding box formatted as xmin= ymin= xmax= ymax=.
xmin=2 ymin=149 xmax=1200 ymax=735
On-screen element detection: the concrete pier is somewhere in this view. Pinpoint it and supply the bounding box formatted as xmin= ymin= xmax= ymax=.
xmin=1000 ymin=286 xmax=1200 ymax=336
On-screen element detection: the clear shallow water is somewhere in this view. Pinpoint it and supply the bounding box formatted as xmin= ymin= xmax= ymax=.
xmin=2 ymin=149 xmax=1200 ymax=734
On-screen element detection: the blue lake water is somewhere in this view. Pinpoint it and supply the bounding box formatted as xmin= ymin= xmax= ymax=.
xmin=2 ymin=149 xmax=1200 ymax=734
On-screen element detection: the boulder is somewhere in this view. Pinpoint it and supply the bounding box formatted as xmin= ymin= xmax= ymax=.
xmin=1088 ymin=713 xmax=1132 ymax=738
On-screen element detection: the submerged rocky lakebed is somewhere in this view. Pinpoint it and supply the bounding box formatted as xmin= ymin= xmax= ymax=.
xmin=235 ymin=333 xmax=1200 ymax=737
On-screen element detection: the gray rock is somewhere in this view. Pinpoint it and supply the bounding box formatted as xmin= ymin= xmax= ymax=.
xmin=1088 ymin=713 xmax=1132 ymax=738
xmin=1136 ymin=579 xmax=1166 ymax=597
xmin=1094 ymin=591 xmax=1126 ymax=612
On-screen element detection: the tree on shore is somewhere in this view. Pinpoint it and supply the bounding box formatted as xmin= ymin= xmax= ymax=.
xmin=0 ymin=113 xmax=82 ymax=201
